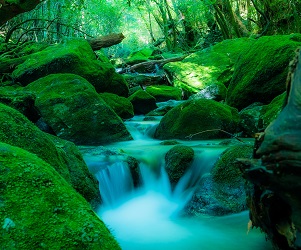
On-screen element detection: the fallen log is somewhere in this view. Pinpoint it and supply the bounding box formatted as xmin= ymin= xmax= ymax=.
xmin=87 ymin=33 xmax=125 ymax=51
xmin=119 ymin=54 xmax=189 ymax=74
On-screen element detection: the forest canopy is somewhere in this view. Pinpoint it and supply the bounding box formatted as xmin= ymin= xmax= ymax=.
xmin=1 ymin=0 xmax=301 ymax=56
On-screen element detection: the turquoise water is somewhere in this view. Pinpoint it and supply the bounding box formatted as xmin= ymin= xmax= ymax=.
xmin=82 ymin=115 xmax=272 ymax=250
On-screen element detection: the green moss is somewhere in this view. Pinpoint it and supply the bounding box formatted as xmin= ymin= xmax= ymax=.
xmin=47 ymin=135 xmax=100 ymax=207
xmin=211 ymin=144 xmax=253 ymax=212
xmin=212 ymin=144 xmax=253 ymax=185
xmin=164 ymin=38 xmax=255 ymax=97
xmin=154 ymin=99 xmax=240 ymax=140
xmin=227 ymin=34 xmax=301 ymax=110
xmin=165 ymin=145 xmax=194 ymax=184
xmin=0 ymin=142 xmax=120 ymax=249
xmin=25 ymin=73 xmax=132 ymax=145
xmin=99 ymin=92 xmax=134 ymax=119
xmin=128 ymin=90 xmax=157 ymax=114
xmin=12 ymin=38 xmax=128 ymax=96
xmin=260 ymin=92 xmax=286 ymax=128
xmin=145 ymin=85 xmax=182 ymax=102
xmin=126 ymin=47 xmax=154 ymax=65
xmin=0 ymin=102 xmax=70 ymax=182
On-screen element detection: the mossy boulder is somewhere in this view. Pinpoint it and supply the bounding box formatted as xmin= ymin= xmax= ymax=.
xmin=164 ymin=38 xmax=255 ymax=98
xmin=0 ymin=103 xmax=100 ymax=204
xmin=47 ymin=135 xmax=100 ymax=207
xmin=259 ymin=92 xmax=286 ymax=129
xmin=128 ymin=89 xmax=158 ymax=114
xmin=145 ymin=85 xmax=182 ymax=102
xmin=0 ymin=85 xmax=38 ymax=121
xmin=99 ymin=92 xmax=134 ymax=119
xmin=165 ymin=145 xmax=194 ymax=185
xmin=154 ymin=99 xmax=240 ymax=140
xmin=25 ymin=73 xmax=132 ymax=145
xmin=227 ymin=34 xmax=301 ymax=110
xmin=0 ymin=103 xmax=70 ymax=181
xmin=11 ymin=38 xmax=128 ymax=96
xmin=238 ymin=103 xmax=264 ymax=137
xmin=210 ymin=144 xmax=253 ymax=213
xmin=0 ymin=142 xmax=120 ymax=249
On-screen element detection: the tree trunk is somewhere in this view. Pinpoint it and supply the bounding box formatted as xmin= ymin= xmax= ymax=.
xmin=87 ymin=33 xmax=125 ymax=51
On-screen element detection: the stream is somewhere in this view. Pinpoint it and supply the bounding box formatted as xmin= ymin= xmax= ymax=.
xmin=81 ymin=114 xmax=273 ymax=250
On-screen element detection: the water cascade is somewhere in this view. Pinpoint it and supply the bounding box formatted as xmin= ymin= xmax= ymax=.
xmin=82 ymin=115 xmax=272 ymax=250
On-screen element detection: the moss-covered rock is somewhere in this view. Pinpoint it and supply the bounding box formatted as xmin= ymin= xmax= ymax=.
xmin=128 ymin=89 xmax=158 ymax=114
xmin=11 ymin=38 xmax=129 ymax=96
xmin=238 ymin=103 xmax=264 ymax=137
xmin=210 ymin=144 xmax=253 ymax=213
xmin=0 ymin=142 xmax=120 ymax=249
xmin=164 ymin=38 xmax=255 ymax=98
xmin=227 ymin=34 xmax=301 ymax=110
xmin=165 ymin=145 xmax=194 ymax=185
xmin=99 ymin=92 xmax=134 ymax=119
xmin=124 ymin=74 xmax=167 ymax=88
xmin=0 ymin=103 xmax=70 ymax=181
xmin=47 ymin=135 xmax=100 ymax=207
xmin=25 ymin=73 xmax=132 ymax=145
xmin=259 ymin=92 xmax=286 ymax=129
xmin=154 ymin=99 xmax=240 ymax=140
xmin=145 ymin=85 xmax=182 ymax=102
xmin=0 ymin=85 xmax=38 ymax=121
xmin=0 ymin=103 xmax=100 ymax=204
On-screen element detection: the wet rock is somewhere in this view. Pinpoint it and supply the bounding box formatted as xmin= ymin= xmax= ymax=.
xmin=165 ymin=145 xmax=194 ymax=185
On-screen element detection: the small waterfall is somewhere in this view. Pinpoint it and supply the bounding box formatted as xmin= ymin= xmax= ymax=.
xmin=95 ymin=162 xmax=134 ymax=207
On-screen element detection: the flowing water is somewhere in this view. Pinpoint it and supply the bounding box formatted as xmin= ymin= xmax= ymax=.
xmin=82 ymin=115 xmax=273 ymax=250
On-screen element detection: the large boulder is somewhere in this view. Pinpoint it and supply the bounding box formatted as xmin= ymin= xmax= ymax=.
xmin=210 ymin=144 xmax=253 ymax=213
xmin=227 ymin=34 xmax=301 ymax=110
xmin=154 ymin=99 xmax=240 ymax=140
xmin=11 ymin=38 xmax=128 ymax=96
xmin=0 ymin=103 xmax=100 ymax=204
xmin=0 ymin=142 xmax=120 ymax=249
xmin=128 ymin=89 xmax=158 ymax=114
xmin=99 ymin=92 xmax=134 ymax=119
xmin=25 ymin=73 xmax=132 ymax=145
xmin=186 ymin=144 xmax=252 ymax=216
xmin=164 ymin=38 xmax=255 ymax=99
xmin=145 ymin=85 xmax=182 ymax=102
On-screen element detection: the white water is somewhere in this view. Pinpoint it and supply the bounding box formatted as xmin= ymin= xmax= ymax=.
xmin=83 ymin=116 xmax=272 ymax=250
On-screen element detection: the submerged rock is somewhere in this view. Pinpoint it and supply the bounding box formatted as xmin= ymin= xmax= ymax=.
xmin=154 ymin=99 xmax=240 ymax=140
xmin=227 ymin=34 xmax=301 ymax=110
xmin=25 ymin=73 xmax=132 ymax=145
xmin=0 ymin=142 xmax=120 ymax=249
